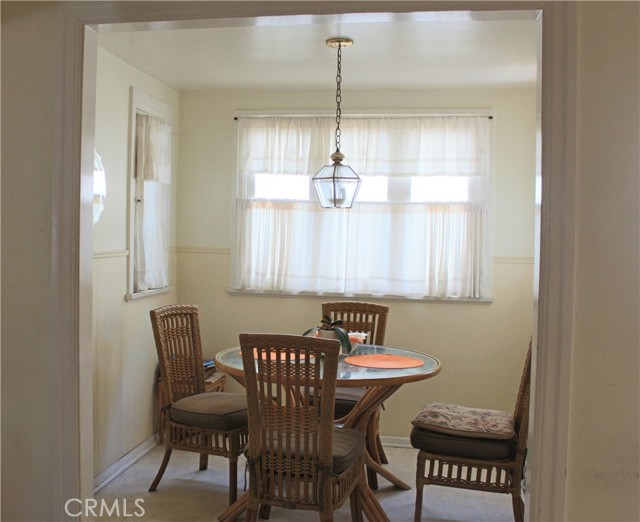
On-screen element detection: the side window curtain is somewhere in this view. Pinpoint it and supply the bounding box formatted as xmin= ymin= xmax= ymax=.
xmin=134 ymin=113 xmax=171 ymax=292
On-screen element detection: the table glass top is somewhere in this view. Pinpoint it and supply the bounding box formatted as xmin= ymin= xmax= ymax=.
xmin=215 ymin=344 xmax=440 ymax=385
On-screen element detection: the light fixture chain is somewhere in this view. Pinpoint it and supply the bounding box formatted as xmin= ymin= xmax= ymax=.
xmin=335 ymin=43 xmax=342 ymax=152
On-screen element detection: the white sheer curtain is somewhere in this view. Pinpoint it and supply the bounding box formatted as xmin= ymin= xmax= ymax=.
xmin=234 ymin=115 xmax=491 ymax=298
xmin=134 ymin=113 xmax=171 ymax=292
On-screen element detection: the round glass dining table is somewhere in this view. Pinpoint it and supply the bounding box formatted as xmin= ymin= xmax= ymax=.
xmin=215 ymin=343 xmax=441 ymax=522
xmin=216 ymin=343 xmax=440 ymax=387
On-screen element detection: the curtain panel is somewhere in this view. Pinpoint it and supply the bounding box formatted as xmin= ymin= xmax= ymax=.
xmin=134 ymin=113 xmax=171 ymax=292
xmin=233 ymin=115 xmax=491 ymax=299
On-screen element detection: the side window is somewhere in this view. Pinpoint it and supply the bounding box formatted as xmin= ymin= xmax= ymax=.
xmin=93 ymin=148 xmax=107 ymax=225
xmin=126 ymin=89 xmax=172 ymax=298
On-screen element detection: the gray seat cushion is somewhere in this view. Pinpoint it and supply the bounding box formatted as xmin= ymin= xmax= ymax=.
xmin=410 ymin=426 xmax=514 ymax=461
xmin=334 ymin=387 xmax=366 ymax=417
xmin=331 ymin=427 xmax=366 ymax=474
xmin=170 ymin=392 xmax=247 ymax=431
xmin=308 ymin=387 xmax=366 ymax=417
xmin=263 ymin=427 xmax=365 ymax=475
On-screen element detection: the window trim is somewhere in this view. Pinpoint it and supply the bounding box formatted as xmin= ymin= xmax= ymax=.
xmin=226 ymin=287 xmax=494 ymax=304
xmin=126 ymin=88 xmax=172 ymax=298
xmin=125 ymin=286 xmax=174 ymax=301
xmin=232 ymin=111 xmax=494 ymax=299
xmin=229 ymin=109 xmax=495 ymax=295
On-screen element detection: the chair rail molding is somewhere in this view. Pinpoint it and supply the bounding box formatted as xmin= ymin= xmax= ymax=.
xmin=48 ymin=2 xmax=576 ymax=521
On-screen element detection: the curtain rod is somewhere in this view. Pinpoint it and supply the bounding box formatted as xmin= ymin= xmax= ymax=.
xmin=233 ymin=114 xmax=494 ymax=120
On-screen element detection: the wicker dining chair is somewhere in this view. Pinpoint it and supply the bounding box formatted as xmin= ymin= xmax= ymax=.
xmin=322 ymin=301 xmax=390 ymax=488
xmin=239 ymin=333 xmax=365 ymax=522
xmin=149 ymin=304 xmax=248 ymax=505
xmin=410 ymin=344 xmax=532 ymax=522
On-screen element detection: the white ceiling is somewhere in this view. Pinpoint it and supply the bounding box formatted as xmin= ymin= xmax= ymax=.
xmin=97 ymin=11 xmax=539 ymax=92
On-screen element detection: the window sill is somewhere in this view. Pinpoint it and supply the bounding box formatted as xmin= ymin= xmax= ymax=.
xmin=225 ymin=288 xmax=493 ymax=304
xmin=125 ymin=286 xmax=173 ymax=301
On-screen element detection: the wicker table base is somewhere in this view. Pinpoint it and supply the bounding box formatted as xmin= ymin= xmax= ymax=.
xmin=337 ymin=383 xmax=411 ymax=491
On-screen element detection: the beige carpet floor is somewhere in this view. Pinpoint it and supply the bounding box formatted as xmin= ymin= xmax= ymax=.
xmin=95 ymin=444 xmax=515 ymax=522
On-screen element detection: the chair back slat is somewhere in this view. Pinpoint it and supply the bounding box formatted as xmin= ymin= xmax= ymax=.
xmin=322 ymin=301 xmax=389 ymax=346
xmin=240 ymin=334 xmax=340 ymax=506
xmin=513 ymin=342 xmax=532 ymax=454
xmin=150 ymin=304 xmax=205 ymax=404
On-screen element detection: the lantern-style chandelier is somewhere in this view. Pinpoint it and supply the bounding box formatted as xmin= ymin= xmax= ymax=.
xmin=312 ymin=37 xmax=361 ymax=209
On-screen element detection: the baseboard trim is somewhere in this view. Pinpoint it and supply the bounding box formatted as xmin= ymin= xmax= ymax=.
xmin=380 ymin=436 xmax=412 ymax=449
xmin=94 ymin=435 xmax=159 ymax=493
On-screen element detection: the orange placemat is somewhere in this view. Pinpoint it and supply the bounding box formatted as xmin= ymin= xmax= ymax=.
xmin=253 ymin=348 xmax=310 ymax=361
xmin=344 ymin=353 xmax=424 ymax=369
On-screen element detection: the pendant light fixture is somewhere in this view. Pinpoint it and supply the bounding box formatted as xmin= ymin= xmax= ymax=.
xmin=312 ymin=37 xmax=361 ymax=209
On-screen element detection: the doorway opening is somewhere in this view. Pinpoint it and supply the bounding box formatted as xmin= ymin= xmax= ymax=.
xmin=71 ymin=5 xmax=576 ymax=520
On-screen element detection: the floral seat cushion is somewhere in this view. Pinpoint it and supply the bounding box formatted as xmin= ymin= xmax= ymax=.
xmin=411 ymin=402 xmax=515 ymax=440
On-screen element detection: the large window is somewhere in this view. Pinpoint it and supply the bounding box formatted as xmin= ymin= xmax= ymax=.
xmin=233 ymin=114 xmax=492 ymax=299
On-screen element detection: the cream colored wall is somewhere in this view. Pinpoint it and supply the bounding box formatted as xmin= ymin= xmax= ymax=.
xmin=2 ymin=4 xmax=60 ymax=519
xmin=178 ymin=251 xmax=533 ymax=437
xmin=565 ymin=3 xmax=640 ymax=521
xmin=92 ymin=48 xmax=179 ymax=476
xmin=177 ymin=88 xmax=536 ymax=436
xmin=178 ymin=88 xmax=537 ymax=257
